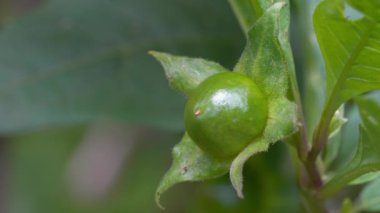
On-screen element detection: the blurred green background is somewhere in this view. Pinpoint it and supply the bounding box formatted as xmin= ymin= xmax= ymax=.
xmin=0 ymin=0 xmax=307 ymax=212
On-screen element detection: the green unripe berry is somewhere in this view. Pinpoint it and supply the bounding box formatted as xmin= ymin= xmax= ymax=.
xmin=184 ymin=72 xmax=268 ymax=158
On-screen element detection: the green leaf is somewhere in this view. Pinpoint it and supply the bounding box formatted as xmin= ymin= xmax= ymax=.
xmin=229 ymin=0 xmax=301 ymax=124
xmin=228 ymin=0 xmax=290 ymax=33
xmin=149 ymin=51 xmax=228 ymax=96
xmin=230 ymin=139 xmax=269 ymax=198
xmin=358 ymin=178 xmax=380 ymax=212
xmin=340 ymin=198 xmax=354 ymax=213
xmin=0 ymin=0 xmax=243 ymax=133
xmin=320 ymin=97 xmax=380 ymax=198
xmin=328 ymin=106 xmax=347 ymax=139
xmin=350 ymin=172 xmax=380 ymax=185
xmin=234 ymin=2 xmax=288 ymax=98
xmin=230 ymin=2 xmax=297 ymax=197
xmin=314 ymin=0 xmax=380 ymax=120
xmin=228 ymin=0 xmax=268 ymax=32
xmin=230 ymin=96 xmax=296 ymax=196
xmin=323 ymin=106 xmax=347 ymax=169
xmin=155 ymin=134 xmax=230 ymax=209
xmin=328 ymin=104 xmax=361 ymax=171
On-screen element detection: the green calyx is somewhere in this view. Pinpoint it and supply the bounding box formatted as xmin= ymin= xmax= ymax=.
xmin=152 ymin=3 xmax=298 ymax=206
xmin=184 ymin=72 xmax=268 ymax=158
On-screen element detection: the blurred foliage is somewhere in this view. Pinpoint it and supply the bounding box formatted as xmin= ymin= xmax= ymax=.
xmin=7 ymin=126 xmax=299 ymax=213
xmin=0 ymin=0 xmax=244 ymax=133
xmin=359 ymin=178 xmax=380 ymax=212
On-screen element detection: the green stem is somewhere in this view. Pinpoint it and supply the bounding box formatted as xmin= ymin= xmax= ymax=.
xmin=289 ymin=67 xmax=309 ymax=163
xmin=306 ymin=99 xmax=336 ymax=189
xmin=289 ymin=145 xmax=328 ymax=212
xmin=289 ymin=1 xmax=329 ymax=211
xmin=301 ymin=189 xmax=329 ymax=213
xmin=290 ymin=0 xmax=324 ymax=192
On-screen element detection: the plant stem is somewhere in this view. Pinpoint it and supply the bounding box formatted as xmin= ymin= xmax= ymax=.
xmin=301 ymin=188 xmax=330 ymax=213
xmin=290 ymin=75 xmax=310 ymax=163
xmin=305 ymin=101 xmax=336 ymax=190
xmin=289 ymin=0 xmax=324 ymax=193
xmin=289 ymin=143 xmax=328 ymax=212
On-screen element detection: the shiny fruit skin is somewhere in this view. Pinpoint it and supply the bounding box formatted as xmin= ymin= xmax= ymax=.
xmin=184 ymin=72 xmax=268 ymax=158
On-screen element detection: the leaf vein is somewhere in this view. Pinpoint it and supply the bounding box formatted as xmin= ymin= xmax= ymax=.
xmin=346 ymin=77 xmax=380 ymax=83
xmin=353 ymin=64 xmax=380 ymax=73
xmin=326 ymin=24 xmax=350 ymax=57
xmin=364 ymin=46 xmax=380 ymax=54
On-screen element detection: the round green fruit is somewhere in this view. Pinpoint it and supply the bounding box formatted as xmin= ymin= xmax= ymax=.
xmin=184 ymin=72 xmax=268 ymax=158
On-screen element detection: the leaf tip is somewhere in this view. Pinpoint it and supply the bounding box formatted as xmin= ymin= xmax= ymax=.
xmin=230 ymin=160 xmax=244 ymax=199
xmin=148 ymin=50 xmax=167 ymax=60
xmin=155 ymin=191 xmax=166 ymax=210
xmin=230 ymin=171 xmax=244 ymax=199
xmin=237 ymin=189 xmax=245 ymax=199
xmin=229 ymin=140 xmax=270 ymax=201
